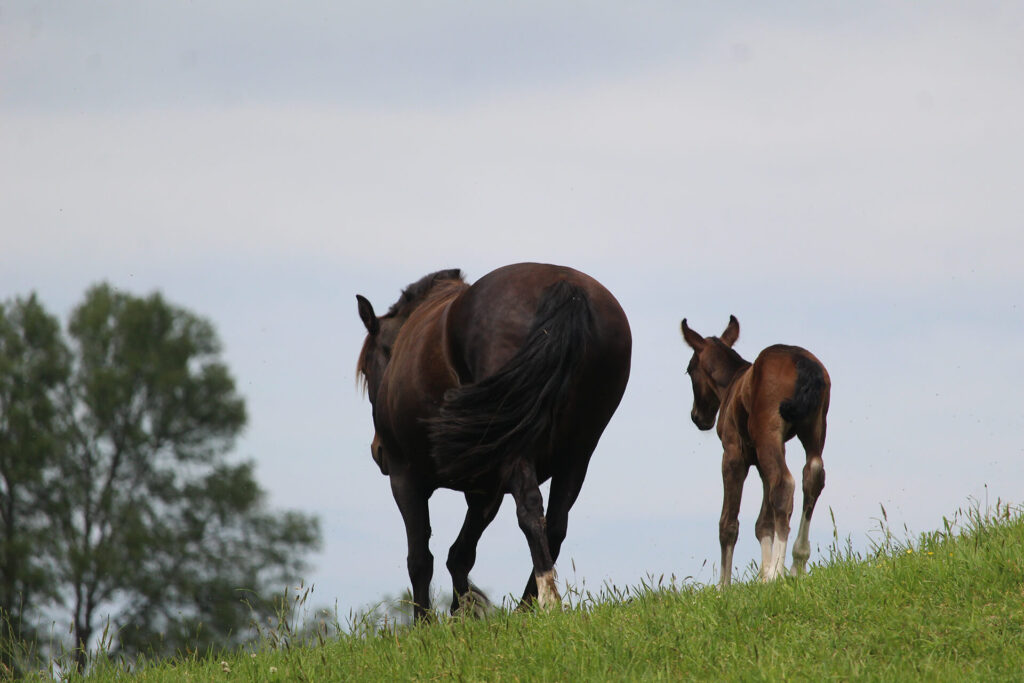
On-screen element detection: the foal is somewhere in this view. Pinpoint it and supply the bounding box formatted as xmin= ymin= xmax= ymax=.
xmin=681 ymin=316 xmax=830 ymax=587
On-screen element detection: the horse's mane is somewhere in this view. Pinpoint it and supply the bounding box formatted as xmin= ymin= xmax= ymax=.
xmin=387 ymin=269 xmax=465 ymax=319
xmin=357 ymin=269 xmax=466 ymax=391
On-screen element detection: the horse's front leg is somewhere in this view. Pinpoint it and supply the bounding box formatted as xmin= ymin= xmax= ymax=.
xmin=446 ymin=490 xmax=502 ymax=616
xmin=390 ymin=474 xmax=434 ymax=620
xmin=719 ymin=442 xmax=749 ymax=588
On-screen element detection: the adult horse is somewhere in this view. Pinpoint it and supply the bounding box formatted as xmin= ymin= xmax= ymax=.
xmin=356 ymin=263 xmax=631 ymax=618
xmin=680 ymin=316 xmax=830 ymax=587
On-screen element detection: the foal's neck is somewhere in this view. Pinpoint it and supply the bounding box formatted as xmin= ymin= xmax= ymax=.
xmin=712 ymin=348 xmax=752 ymax=399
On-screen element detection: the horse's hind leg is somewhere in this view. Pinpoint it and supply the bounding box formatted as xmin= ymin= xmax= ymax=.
xmin=791 ymin=421 xmax=827 ymax=577
xmin=446 ymin=491 xmax=502 ymax=616
xmin=390 ymin=475 xmax=434 ymax=621
xmin=517 ymin=456 xmax=591 ymax=605
xmin=509 ymin=460 xmax=560 ymax=609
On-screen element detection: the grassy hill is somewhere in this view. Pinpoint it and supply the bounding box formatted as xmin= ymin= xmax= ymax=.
xmin=24 ymin=502 xmax=1024 ymax=681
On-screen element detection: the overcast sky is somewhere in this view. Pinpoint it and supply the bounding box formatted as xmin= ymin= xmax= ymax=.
xmin=2 ymin=2 xmax=1023 ymax=621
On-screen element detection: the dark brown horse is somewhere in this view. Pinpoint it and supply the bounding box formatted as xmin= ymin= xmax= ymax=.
xmin=680 ymin=316 xmax=830 ymax=587
xmin=356 ymin=263 xmax=631 ymax=618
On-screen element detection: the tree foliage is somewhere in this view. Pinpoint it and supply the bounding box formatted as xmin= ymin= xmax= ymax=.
xmin=0 ymin=295 xmax=70 ymax=661
xmin=0 ymin=284 xmax=320 ymax=668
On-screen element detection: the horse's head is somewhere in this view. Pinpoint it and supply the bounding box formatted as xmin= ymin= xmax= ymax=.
xmin=356 ymin=268 xmax=465 ymax=407
xmin=680 ymin=315 xmax=741 ymax=431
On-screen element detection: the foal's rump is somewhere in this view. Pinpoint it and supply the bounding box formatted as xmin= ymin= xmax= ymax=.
xmin=426 ymin=278 xmax=594 ymax=482
xmin=779 ymin=354 xmax=827 ymax=423
xmin=757 ymin=345 xmax=829 ymax=425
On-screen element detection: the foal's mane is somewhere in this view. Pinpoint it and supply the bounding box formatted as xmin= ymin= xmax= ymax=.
xmin=357 ymin=269 xmax=466 ymax=389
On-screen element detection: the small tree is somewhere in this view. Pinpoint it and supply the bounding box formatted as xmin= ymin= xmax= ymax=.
xmin=0 ymin=284 xmax=320 ymax=668
xmin=0 ymin=295 xmax=71 ymax=672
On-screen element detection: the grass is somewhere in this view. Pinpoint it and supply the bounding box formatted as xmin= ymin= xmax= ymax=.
xmin=13 ymin=501 xmax=1024 ymax=681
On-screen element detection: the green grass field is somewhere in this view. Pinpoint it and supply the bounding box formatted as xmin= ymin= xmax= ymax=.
xmin=16 ymin=502 xmax=1024 ymax=681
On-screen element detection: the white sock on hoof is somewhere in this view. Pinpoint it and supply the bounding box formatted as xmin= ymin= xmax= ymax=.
xmin=535 ymin=569 xmax=561 ymax=609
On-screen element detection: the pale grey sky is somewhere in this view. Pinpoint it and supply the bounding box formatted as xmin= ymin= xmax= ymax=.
xmin=2 ymin=1 xmax=1023 ymax=621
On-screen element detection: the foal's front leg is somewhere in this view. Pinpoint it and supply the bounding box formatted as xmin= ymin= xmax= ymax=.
xmin=390 ymin=474 xmax=434 ymax=620
xmin=719 ymin=444 xmax=749 ymax=588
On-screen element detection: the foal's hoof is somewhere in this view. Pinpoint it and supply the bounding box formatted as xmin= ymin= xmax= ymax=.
xmin=453 ymin=585 xmax=493 ymax=618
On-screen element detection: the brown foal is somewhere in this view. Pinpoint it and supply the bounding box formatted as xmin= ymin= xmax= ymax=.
xmin=681 ymin=316 xmax=830 ymax=587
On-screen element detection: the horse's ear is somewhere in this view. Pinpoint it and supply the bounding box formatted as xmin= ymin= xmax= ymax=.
xmin=356 ymin=295 xmax=380 ymax=336
xmin=681 ymin=319 xmax=705 ymax=351
xmin=435 ymin=268 xmax=463 ymax=283
xmin=721 ymin=315 xmax=739 ymax=347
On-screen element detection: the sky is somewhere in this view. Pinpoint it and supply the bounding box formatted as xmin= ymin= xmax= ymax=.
xmin=2 ymin=1 xmax=1023 ymax=624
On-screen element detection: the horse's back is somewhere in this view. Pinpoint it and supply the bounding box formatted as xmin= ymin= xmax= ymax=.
xmin=430 ymin=262 xmax=631 ymax=482
xmin=446 ymin=262 xmax=631 ymax=383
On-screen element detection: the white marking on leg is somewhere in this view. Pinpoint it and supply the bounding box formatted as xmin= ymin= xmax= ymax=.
xmin=759 ymin=536 xmax=772 ymax=580
xmin=765 ymin=532 xmax=789 ymax=581
xmin=535 ymin=569 xmax=561 ymax=609
xmin=790 ymin=512 xmax=811 ymax=577
xmin=720 ymin=543 xmax=735 ymax=588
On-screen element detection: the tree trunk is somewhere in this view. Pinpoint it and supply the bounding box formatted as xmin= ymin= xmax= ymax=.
xmin=72 ymin=615 xmax=91 ymax=673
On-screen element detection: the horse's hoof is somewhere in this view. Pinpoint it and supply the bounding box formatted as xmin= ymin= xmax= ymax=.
xmin=453 ymin=585 xmax=492 ymax=618
xmin=536 ymin=569 xmax=562 ymax=610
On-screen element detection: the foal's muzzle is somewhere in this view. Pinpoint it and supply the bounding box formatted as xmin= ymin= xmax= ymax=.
xmin=691 ymin=410 xmax=715 ymax=431
xmin=370 ymin=433 xmax=389 ymax=475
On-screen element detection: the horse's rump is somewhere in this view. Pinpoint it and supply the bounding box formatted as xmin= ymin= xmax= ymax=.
xmin=426 ymin=280 xmax=592 ymax=481
xmin=778 ymin=354 xmax=826 ymax=422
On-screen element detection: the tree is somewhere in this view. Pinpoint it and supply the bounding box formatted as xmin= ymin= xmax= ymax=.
xmin=0 ymin=295 xmax=71 ymax=671
xmin=0 ymin=284 xmax=320 ymax=669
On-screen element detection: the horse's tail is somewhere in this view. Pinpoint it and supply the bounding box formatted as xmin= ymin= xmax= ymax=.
xmin=779 ymin=355 xmax=826 ymax=422
xmin=427 ymin=280 xmax=592 ymax=481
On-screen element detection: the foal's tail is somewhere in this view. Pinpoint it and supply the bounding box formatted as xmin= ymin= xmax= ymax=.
xmin=779 ymin=355 xmax=826 ymax=422
xmin=427 ymin=280 xmax=592 ymax=481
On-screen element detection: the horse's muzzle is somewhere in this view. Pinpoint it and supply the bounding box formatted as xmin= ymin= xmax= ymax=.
xmin=370 ymin=433 xmax=389 ymax=475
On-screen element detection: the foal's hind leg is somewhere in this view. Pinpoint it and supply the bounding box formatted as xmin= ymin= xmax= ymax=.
xmin=509 ymin=460 xmax=560 ymax=609
xmin=791 ymin=424 xmax=826 ymax=577
xmin=446 ymin=491 xmax=503 ymax=616
xmin=755 ymin=434 xmax=795 ymax=582
xmin=754 ymin=471 xmax=775 ymax=580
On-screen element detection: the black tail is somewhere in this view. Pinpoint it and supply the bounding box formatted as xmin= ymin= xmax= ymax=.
xmin=779 ymin=355 xmax=825 ymax=422
xmin=426 ymin=281 xmax=592 ymax=481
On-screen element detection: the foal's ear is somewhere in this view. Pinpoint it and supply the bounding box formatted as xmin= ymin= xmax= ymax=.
xmin=356 ymin=295 xmax=380 ymax=336
xmin=721 ymin=315 xmax=740 ymax=347
xmin=681 ymin=319 xmax=705 ymax=351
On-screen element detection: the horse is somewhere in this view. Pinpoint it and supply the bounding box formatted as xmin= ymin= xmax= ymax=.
xmin=356 ymin=263 xmax=631 ymax=619
xmin=680 ymin=316 xmax=830 ymax=587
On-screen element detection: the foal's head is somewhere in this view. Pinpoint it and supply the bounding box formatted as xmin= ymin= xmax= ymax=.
xmin=680 ymin=315 xmax=742 ymax=430
xmin=356 ymin=269 xmax=464 ymax=405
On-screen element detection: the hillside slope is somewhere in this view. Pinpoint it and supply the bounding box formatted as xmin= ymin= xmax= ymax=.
xmin=36 ymin=504 xmax=1024 ymax=681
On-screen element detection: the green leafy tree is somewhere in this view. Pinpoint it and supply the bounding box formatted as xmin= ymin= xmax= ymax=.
xmin=0 ymin=295 xmax=71 ymax=671
xmin=0 ymin=284 xmax=320 ymax=669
